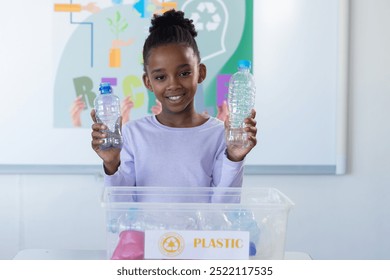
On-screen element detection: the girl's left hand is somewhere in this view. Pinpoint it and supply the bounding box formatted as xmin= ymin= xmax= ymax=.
xmin=225 ymin=109 xmax=257 ymax=162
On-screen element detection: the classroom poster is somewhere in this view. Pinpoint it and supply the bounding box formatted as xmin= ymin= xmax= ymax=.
xmin=53 ymin=0 xmax=253 ymax=128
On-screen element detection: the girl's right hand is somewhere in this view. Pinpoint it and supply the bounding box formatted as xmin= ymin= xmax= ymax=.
xmin=90 ymin=109 xmax=121 ymax=175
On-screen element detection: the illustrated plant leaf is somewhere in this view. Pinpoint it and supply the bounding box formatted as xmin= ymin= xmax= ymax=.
xmin=115 ymin=11 xmax=121 ymax=22
xmin=120 ymin=19 xmax=127 ymax=27
xmin=120 ymin=22 xmax=128 ymax=32
xmin=107 ymin=18 xmax=113 ymax=26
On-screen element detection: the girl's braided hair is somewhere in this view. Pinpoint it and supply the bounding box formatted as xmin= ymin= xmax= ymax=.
xmin=142 ymin=9 xmax=201 ymax=71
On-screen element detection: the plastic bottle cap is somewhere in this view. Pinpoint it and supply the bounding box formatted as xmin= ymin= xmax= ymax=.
xmin=99 ymin=82 xmax=112 ymax=94
xmin=238 ymin=60 xmax=251 ymax=70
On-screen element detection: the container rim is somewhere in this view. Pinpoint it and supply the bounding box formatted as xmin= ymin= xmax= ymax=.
xmin=101 ymin=186 xmax=294 ymax=210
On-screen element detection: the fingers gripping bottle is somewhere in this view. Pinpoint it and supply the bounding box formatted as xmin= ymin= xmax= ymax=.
xmin=226 ymin=60 xmax=256 ymax=148
xmin=94 ymin=82 xmax=123 ymax=150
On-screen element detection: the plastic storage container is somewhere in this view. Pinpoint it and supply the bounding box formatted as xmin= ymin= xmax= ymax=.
xmin=102 ymin=187 xmax=293 ymax=260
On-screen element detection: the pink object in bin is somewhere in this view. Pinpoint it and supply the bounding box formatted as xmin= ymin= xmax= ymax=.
xmin=111 ymin=230 xmax=145 ymax=260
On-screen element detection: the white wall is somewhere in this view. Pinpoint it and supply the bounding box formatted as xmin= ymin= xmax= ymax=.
xmin=1 ymin=0 xmax=389 ymax=260
xmin=0 ymin=175 xmax=106 ymax=260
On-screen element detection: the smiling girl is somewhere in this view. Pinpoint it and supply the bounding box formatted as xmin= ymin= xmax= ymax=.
xmin=91 ymin=9 xmax=257 ymax=188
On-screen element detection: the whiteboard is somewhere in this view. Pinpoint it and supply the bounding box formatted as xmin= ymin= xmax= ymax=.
xmin=0 ymin=0 xmax=348 ymax=174
xmin=246 ymin=0 xmax=349 ymax=174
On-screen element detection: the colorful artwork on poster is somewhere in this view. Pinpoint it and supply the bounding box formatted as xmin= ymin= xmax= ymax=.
xmin=53 ymin=0 xmax=253 ymax=128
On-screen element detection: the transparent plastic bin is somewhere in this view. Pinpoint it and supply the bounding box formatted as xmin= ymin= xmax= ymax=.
xmin=102 ymin=187 xmax=294 ymax=260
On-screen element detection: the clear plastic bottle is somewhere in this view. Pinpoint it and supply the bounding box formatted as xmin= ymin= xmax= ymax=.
xmin=94 ymin=82 xmax=123 ymax=150
xmin=226 ymin=60 xmax=256 ymax=148
xmin=226 ymin=209 xmax=260 ymax=257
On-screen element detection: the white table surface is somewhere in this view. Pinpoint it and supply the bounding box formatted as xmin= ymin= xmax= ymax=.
xmin=13 ymin=249 xmax=311 ymax=260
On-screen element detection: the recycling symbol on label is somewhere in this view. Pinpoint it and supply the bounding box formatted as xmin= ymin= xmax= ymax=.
xmin=190 ymin=2 xmax=221 ymax=31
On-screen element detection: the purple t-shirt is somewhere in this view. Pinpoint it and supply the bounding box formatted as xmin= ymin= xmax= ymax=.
xmin=104 ymin=115 xmax=244 ymax=189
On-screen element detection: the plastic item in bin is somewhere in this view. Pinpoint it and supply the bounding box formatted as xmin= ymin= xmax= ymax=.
xmin=225 ymin=209 xmax=260 ymax=256
xmin=226 ymin=209 xmax=261 ymax=244
xmin=143 ymin=211 xmax=198 ymax=230
xmin=249 ymin=241 xmax=257 ymax=256
xmin=111 ymin=230 xmax=145 ymax=260
xmin=112 ymin=210 xmax=199 ymax=231
xmin=109 ymin=210 xmax=144 ymax=233
xmin=196 ymin=210 xmax=232 ymax=231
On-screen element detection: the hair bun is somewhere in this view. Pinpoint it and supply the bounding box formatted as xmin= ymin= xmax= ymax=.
xmin=150 ymin=9 xmax=197 ymax=38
